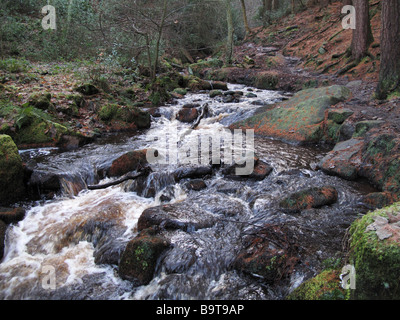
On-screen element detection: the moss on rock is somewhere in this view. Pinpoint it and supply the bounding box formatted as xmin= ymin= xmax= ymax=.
xmin=231 ymin=85 xmax=351 ymax=144
xmin=287 ymin=269 xmax=349 ymax=300
xmin=0 ymin=135 xmax=25 ymax=205
xmin=118 ymin=229 xmax=170 ymax=285
xmin=348 ymin=202 xmax=400 ymax=299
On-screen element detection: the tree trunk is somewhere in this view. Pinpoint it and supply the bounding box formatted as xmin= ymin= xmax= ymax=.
xmin=152 ymin=0 xmax=168 ymax=80
xmin=240 ymin=0 xmax=251 ymax=37
xmin=376 ymin=0 xmax=400 ymax=99
xmin=351 ymin=0 xmax=373 ymax=61
xmin=225 ymin=0 xmax=234 ymax=65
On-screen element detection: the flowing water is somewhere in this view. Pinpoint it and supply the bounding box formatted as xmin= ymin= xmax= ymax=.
xmin=0 ymin=84 xmax=373 ymax=300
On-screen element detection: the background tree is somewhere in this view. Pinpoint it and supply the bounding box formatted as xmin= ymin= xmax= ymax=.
xmin=351 ymin=0 xmax=373 ymax=61
xmin=376 ymin=0 xmax=400 ymax=99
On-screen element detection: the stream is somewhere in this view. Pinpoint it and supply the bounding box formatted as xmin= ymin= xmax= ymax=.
xmin=0 ymin=84 xmax=373 ymax=300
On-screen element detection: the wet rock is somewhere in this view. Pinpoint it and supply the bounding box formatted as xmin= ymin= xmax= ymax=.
xmin=176 ymin=107 xmax=199 ymax=123
xmin=318 ymin=138 xmax=364 ymax=180
xmin=210 ymin=81 xmax=229 ymax=91
xmin=0 ymin=135 xmax=25 ymax=205
xmin=118 ymin=229 xmax=170 ymax=285
xmin=185 ymin=179 xmax=207 ymax=191
xmin=348 ymin=202 xmax=400 ymax=299
xmin=222 ymin=159 xmax=272 ymax=181
xmin=108 ymin=149 xmax=148 ymax=177
xmin=0 ymin=207 xmax=26 ymax=224
xmin=137 ymin=202 xmax=217 ymax=232
xmin=173 ymin=166 xmax=213 ymax=181
xmin=0 ymin=220 xmax=7 ymax=261
xmin=279 ymin=186 xmax=338 ymax=213
xmin=234 ymin=225 xmax=299 ymax=284
xmin=126 ymin=171 xmax=175 ymax=198
xmin=209 ymin=90 xmax=222 ymax=98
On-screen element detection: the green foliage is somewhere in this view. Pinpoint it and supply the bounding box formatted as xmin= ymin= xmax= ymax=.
xmin=0 ymin=58 xmax=31 ymax=73
xmin=15 ymin=105 xmax=53 ymax=130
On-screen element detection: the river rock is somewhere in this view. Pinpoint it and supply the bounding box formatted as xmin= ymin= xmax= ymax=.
xmin=234 ymin=225 xmax=299 ymax=284
xmin=184 ymin=179 xmax=207 ymax=191
xmin=318 ymin=138 xmax=364 ymax=180
xmin=108 ymin=149 xmax=148 ymax=177
xmin=173 ymin=165 xmax=213 ymax=181
xmin=0 ymin=135 xmax=25 ymax=205
xmin=279 ymin=186 xmax=338 ymax=213
xmin=176 ymin=107 xmax=199 ymax=123
xmin=222 ymin=159 xmax=272 ymax=181
xmin=118 ymin=229 xmax=170 ymax=285
xmin=0 ymin=207 xmax=26 ymax=224
xmin=137 ymin=201 xmax=217 ymax=232
xmin=231 ymin=85 xmax=351 ymax=144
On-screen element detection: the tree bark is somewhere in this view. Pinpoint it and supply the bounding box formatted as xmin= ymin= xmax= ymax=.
xmin=225 ymin=0 xmax=234 ymax=65
xmin=240 ymin=0 xmax=251 ymax=37
xmin=351 ymin=0 xmax=373 ymax=61
xmin=376 ymin=0 xmax=400 ymax=99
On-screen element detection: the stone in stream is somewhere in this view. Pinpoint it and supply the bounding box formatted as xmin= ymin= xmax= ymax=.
xmin=234 ymin=224 xmax=299 ymax=284
xmin=137 ymin=202 xmax=218 ymax=232
xmin=108 ymin=149 xmax=148 ymax=177
xmin=0 ymin=135 xmax=26 ymax=205
xmin=0 ymin=207 xmax=26 ymax=225
xmin=279 ymin=186 xmax=338 ymax=213
xmin=118 ymin=228 xmax=170 ymax=285
xmin=184 ymin=179 xmax=207 ymax=191
xmin=176 ymin=107 xmax=199 ymax=123
xmin=222 ymin=159 xmax=272 ymax=181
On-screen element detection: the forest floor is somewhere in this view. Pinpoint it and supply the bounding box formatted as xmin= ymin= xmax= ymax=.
xmin=231 ymin=1 xmax=400 ymax=134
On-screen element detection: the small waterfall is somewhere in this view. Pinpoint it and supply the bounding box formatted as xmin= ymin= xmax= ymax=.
xmin=0 ymin=83 xmax=372 ymax=300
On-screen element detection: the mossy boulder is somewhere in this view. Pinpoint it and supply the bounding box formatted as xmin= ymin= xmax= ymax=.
xmin=188 ymin=59 xmax=223 ymax=77
xmin=28 ymin=92 xmax=54 ymax=111
xmin=279 ymin=186 xmax=338 ymax=213
xmin=253 ymin=71 xmax=279 ymax=90
xmin=99 ymin=104 xmax=151 ymax=129
xmin=15 ymin=119 xmax=69 ymax=147
xmin=359 ymin=131 xmax=400 ymax=198
xmin=118 ymin=229 xmax=170 ymax=285
xmin=348 ymin=202 xmax=400 ymax=299
xmin=231 ymin=85 xmax=351 ymax=144
xmin=353 ymin=120 xmax=385 ymax=138
xmin=0 ymin=135 xmax=25 ymax=205
xmin=74 ymin=83 xmax=100 ymax=96
xmin=287 ymin=269 xmax=349 ymax=300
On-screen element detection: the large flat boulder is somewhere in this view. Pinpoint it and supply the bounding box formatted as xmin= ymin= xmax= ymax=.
xmin=230 ymin=85 xmax=351 ymax=144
